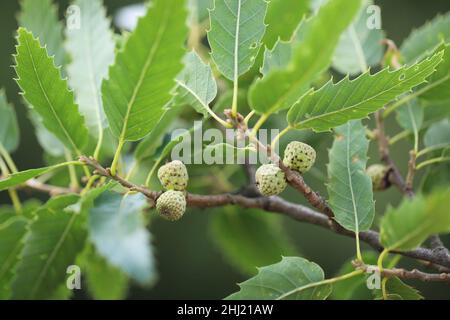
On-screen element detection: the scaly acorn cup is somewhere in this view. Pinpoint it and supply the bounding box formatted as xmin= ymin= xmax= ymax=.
xmin=367 ymin=164 xmax=391 ymax=191
xmin=158 ymin=160 xmax=189 ymax=191
xmin=255 ymin=164 xmax=287 ymax=196
xmin=283 ymin=141 xmax=316 ymax=174
xmin=156 ymin=190 xmax=187 ymax=221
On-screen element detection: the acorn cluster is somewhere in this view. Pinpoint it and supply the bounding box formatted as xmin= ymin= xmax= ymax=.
xmin=156 ymin=160 xmax=189 ymax=221
xmin=255 ymin=141 xmax=316 ymax=196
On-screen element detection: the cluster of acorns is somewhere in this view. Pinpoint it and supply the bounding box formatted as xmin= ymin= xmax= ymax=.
xmin=156 ymin=160 xmax=189 ymax=221
xmin=255 ymin=141 xmax=316 ymax=196
xmin=155 ymin=143 xmax=389 ymax=220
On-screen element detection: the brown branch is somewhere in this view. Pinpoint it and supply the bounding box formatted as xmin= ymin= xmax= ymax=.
xmin=354 ymin=261 xmax=450 ymax=283
xmin=375 ymin=111 xmax=414 ymax=198
xmin=80 ymin=156 xmax=450 ymax=271
xmin=25 ymin=179 xmax=73 ymax=196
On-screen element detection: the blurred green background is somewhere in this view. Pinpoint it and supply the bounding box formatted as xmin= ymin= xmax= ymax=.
xmin=0 ymin=0 xmax=449 ymax=299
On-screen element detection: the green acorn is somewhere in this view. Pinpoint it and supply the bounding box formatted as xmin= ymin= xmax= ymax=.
xmin=158 ymin=160 xmax=189 ymax=191
xmin=255 ymin=164 xmax=287 ymax=196
xmin=283 ymin=141 xmax=316 ymax=173
xmin=366 ymin=164 xmax=390 ymax=191
xmin=156 ymin=190 xmax=186 ymax=221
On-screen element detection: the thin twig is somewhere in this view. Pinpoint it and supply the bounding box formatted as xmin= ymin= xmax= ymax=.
xmin=354 ymin=261 xmax=450 ymax=283
xmin=375 ymin=111 xmax=414 ymax=198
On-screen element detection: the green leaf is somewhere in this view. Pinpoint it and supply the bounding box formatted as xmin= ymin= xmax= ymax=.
xmin=287 ymin=51 xmax=444 ymax=132
xmin=175 ymin=51 xmax=217 ymax=118
xmin=89 ymin=191 xmax=155 ymax=285
xmin=134 ymin=103 xmax=184 ymax=161
xmin=102 ymin=0 xmax=187 ymax=141
xmin=420 ymin=164 xmax=450 ymax=194
xmin=249 ymin=0 xmax=361 ymax=114
xmin=207 ymin=0 xmax=268 ymax=80
xmin=28 ymin=111 xmax=65 ymax=157
xmin=262 ymin=0 xmax=309 ymax=50
xmin=395 ymin=99 xmax=423 ymax=132
xmin=419 ymin=44 xmax=450 ymax=102
xmin=373 ymin=277 xmax=423 ymax=300
xmin=188 ymin=0 xmax=212 ymax=24
xmin=226 ymin=257 xmax=332 ymax=300
xmin=380 ymin=187 xmax=450 ymax=251
xmin=0 ymin=90 xmax=19 ymax=153
xmin=401 ymin=12 xmax=450 ymax=63
xmin=0 ymin=162 xmax=78 ymax=191
xmin=424 ymin=119 xmax=450 ymax=149
xmin=18 ymin=0 xmax=69 ymax=156
xmin=18 ymin=0 xmax=65 ymax=68
xmin=14 ymin=28 xmax=90 ymax=155
xmin=327 ymin=120 xmax=374 ymax=232
xmin=332 ymin=0 xmax=384 ymax=75
xmin=65 ymin=0 xmax=115 ymax=136
xmin=210 ymin=208 xmax=296 ymax=275
xmin=79 ymin=245 xmax=129 ymax=300
xmin=0 ymin=212 xmax=28 ymax=299
xmin=11 ymin=195 xmax=87 ymax=299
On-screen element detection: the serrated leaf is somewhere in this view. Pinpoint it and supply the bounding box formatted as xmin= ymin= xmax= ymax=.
xmin=18 ymin=0 xmax=65 ymax=68
xmin=249 ymin=0 xmax=361 ymax=115
xmin=395 ymin=99 xmax=423 ymax=132
xmin=14 ymin=28 xmax=90 ymax=155
xmin=18 ymin=0 xmax=71 ymax=156
xmin=11 ymin=195 xmax=87 ymax=299
xmin=401 ymin=12 xmax=450 ymax=63
xmin=0 ymin=162 xmax=78 ymax=191
xmin=380 ymin=187 xmax=450 ymax=251
xmin=208 ymin=0 xmax=268 ymax=81
xmin=419 ymin=44 xmax=450 ymax=102
xmin=102 ymin=0 xmax=187 ymax=142
xmin=373 ymin=277 xmax=423 ymax=300
xmin=65 ymin=0 xmax=115 ymax=136
xmin=89 ymin=191 xmax=155 ymax=285
xmin=287 ymin=51 xmax=444 ymax=131
xmin=332 ymin=0 xmax=384 ymax=75
xmin=226 ymin=256 xmax=332 ymax=300
xmin=424 ymin=119 xmax=450 ymax=149
xmin=327 ymin=120 xmax=374 ymax=232
xmin=78 ymin=245 xmax=129 ymax=300
xmin=210 ymin=208 xmax=296 ymax=275
xmin=175 ymin=51 xmax=218 ymax=118
xmin=0 ymin=90 xmax=19 ymax=153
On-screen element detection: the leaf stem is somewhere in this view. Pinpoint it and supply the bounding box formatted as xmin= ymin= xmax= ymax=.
xmin=231 ymin=78 xmax=239 ymax=117
xmin=276 ymin=269 xmax=364 ymax=300
xmin=417 ymin=143 xmax=450 ymax=158
xmin=0 ymin=144 xmax=18 ymax=173
xmin=416 ymin=157 xmax=450 ymax=170
xmin=145 ymin=157 xmax=164 ymax=187
xmin=244 ymin=110 xmax=255 ymax=125
xmin=93 ymin=128 xmax=104 ymax=161
xmin=65 ymin=149 xmax=79 ymax=190
xmin=0 ymin=156 xmax=22 ymax=214
xmin=271 ymin=126 xmax=292 ymax=150
xmin=377 ymin=249 xmax=389 ymax=300
xmin=250 ymin=113 xmax=270 ymax=137
xmin=111 ymin=138 xmax=125 ymax=176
